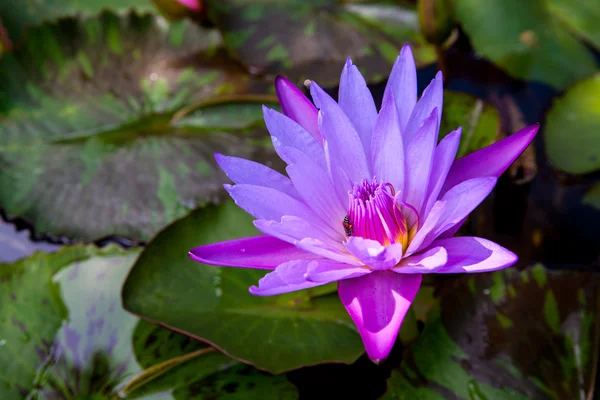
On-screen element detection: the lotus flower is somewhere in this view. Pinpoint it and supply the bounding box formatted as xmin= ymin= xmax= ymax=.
xmin=189 ymin=45 xmax=538 ymax=363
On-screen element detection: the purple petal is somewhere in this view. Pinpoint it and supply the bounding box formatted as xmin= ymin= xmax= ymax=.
xmin=297 ymin=237 xmax=361 ymax=265
xmin=249 ymin=259 xmax=326 ymax=296
xmin=263 ymin=107 xmax=326 ymax=171
xmin=421 ymin=128 xmax=462 ymax=216
xmin=305 ymin=261 xmax=371 ymax=282
xmin=407 ymin=177 xmax=497 ymax=254
xmin=383 ymin=45 xmax=417 ymax=131
xmin=189 ymin=235 xmax=318 ymax=270
xmin=215 ymin=153 xmax=300 ymax=201
xmin=226 ymin=184 xmax=336 ymax=236
xmin=345 ymin=237 xmax=404 ymax=270
xmin=274 ymin=76 xmax=322 ymax=145
xmin=403 ymin=109 xmax=439 ymax=213
xmin=429 ymin=236 xmax=518 ymax=273
xmin=310 ymin=82 xmax=371 ymax=200
xmin=285 ymin=148 xmax=347 ymax=232
xmin=404 ymin=71 xmax=443 ymax=144
xmin=339 ymin=58 xmax=378 ymax=161
xmin=393 ymin=246 xmax=447 ymax=273
xmin=441 ymin=124 xmax=539 ymax=195
xmin=371 ymin=91 xmax=405 ymax=193
xmin=338 ymin=271 xmax=422 ymax=363
xmin=254 ymin=216 xmax=345 ymax=251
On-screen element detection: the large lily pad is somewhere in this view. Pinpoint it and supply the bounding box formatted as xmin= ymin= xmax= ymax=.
xmin=206 ymin=0 xmax=435 ymax=86
xmin=0 ymin=244 xmax=299 ymax=398
xmin=383 ymin=265 xmax=599 ymax=399
xmin=545 ymin=73 xmax=600 ymax=175
xmin=0 ymin=12 xmax=279 ymax=241
xmin=0 ymin=0 xmax=153 ymax=42
xmin=122 ymin=201 xmax=364 ymax=374
xmin=453 ymin=0 xmax=598 ymax=89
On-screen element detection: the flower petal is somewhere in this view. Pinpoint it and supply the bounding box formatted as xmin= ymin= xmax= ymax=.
xmin=441 ymin=124 xmax=539 ymax=195
xmin=297 ymin=237 xmax=361 ymax=265
xmin=285 ymin=148 xmax=347 ymax=232
xmin=189 ymin=235 xmax=318 ymax=270
xmin=215 ymin=153 xmax=300 ymax=201
xmin=254 ymin=216 xmax=345 ymax=251
xmin=421 ymin=128 xmax=462 ymax=216
xmin=274 ymin=76 xmax=322 ymax=145
xmin=371 ymin=90 xmax=405 ymax=193
xmin=429 ymin=236 xmax=518 ymax=273
xmin=249 ymin=259 xmax=327 ymax=296
xmin=339 ymin=58 xmax=378 ymax=161
xmin=383 ymin=45 xmax=417 ymax=131
xmin=338 ymin=271 xmax=422 ymax=363
xmin=403 ymin=109 xmax=439 ymax=213
xmin=311 ymin=82 xmax=370 ymax=200
xmin=305 ymin=261 xmax=371 ymax=283
xmin=404 ymin=71 xmax=443 ymax=144
xmin=263 ymin=106 xmax=326 ymax=171
xmin=407 ymin=177 xmax=497 ymax=254
xmin=226 ymin=184 xmax=336 ymax=237
xmin=393 ymin=246 xmax=447 ymax=273
xmin=345 ymin=237 xmax=404 ymax=270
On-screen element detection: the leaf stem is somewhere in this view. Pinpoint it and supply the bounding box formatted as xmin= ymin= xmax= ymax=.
xmin=170 ymin=94 xmax=279 ymax=124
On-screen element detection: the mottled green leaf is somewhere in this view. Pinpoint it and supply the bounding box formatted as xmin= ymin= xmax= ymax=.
xmin=383 ymin=267 xmax=599 ymax=399
xmin=122 ymin=201 xmax=364 ymax=374
xmin=440 ymin=91 xmax=501 ymax=157
xmin=0 ymin=0 xmax=153 ymax=42
xmin=0 ymin=13 xmax=279 ymax=241
xmin=453 ymin=0 xmax=598 ymax=89
xmin=545 ymin=73 xmax=600 ymax=174
xmin=207 ymin=0 xmax=435 ymax=86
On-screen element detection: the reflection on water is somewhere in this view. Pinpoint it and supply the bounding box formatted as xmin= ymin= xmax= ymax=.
xmin=0 ymin=219 xmax=60 ymax=263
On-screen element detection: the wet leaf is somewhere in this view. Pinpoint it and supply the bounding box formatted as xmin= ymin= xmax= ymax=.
xmin=0 ymin=0 xmax=153 ymax=42
xmin=383 ymin=265 xmax=599 ymax=399
xmin=0 ymin=245 xmax=298 ymax=398
xmin=206 ymin=0 xmax=435 ymax=86
xmin=545 ymin=73 xmax=600 ymax=175
xmin=0 ymin=12 xmax=279 ymax=241
xmin=122 ymin=201 xmax=363 ymax=374
xmin=440 ymin=91 xmax=500 ymax=158
xmin=453 ymin=0 xmax=598 ymax=89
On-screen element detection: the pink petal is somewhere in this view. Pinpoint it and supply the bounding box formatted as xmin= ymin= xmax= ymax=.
xmin=344 ymin=237 xmax=404 ymax=270
xmin=339 ymin=58 xmax=378 ymax=161
xmin=249 ymin=259 xmax=326 ymax=296
xmin=338 ymin=271 xmax=422 ymax=363
xmin=189 ymin=235 xmax=318 ymax=270
xmin=441 ymin=124 xmax=539 ymax=195
xmin=274 ymin=76 xmax=322 ymax=145
xmin=305 ymin=261 xmax=371 ymax=283
xmin=394 ymin=246 xmax=448 ymax=274
xmin=429 ymin=236 xmax=518 ymax=273
xmin=215 ymin=153 xmax=300 ymax=201
xmin=176 ymin=0 xmax=201 ymax=10
xmin=383 ymin=45 xmax=417 ymax=131
xmin=254 ymin=216 xmax=345 ymax=251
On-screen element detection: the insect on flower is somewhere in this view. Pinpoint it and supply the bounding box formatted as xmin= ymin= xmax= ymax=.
xmin=189 ymin=44 xmax=539 ymax=363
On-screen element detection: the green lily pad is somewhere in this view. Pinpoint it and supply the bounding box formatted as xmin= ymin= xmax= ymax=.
xmin=453 ymin=0 xmax=598 ymax=89
xmin=206 ymin=0 xmax=435 ymax=86
xmin=440 ymin=91 xmax=500 ymax=158
xmin=545 ymin=73 xmax=600 ymax=174
xmin=383 ymin=265 xmax=599 ymax=399
xmin=0 ymin=244 xmax=299 ymax=398
xmin=0 ymin=12 xmax=279 ymax=241
xmin=0 ymin=0 xmax=153 ymax=42
xmin=547 ymin=0 xmax=600 ymax=49
xmin=583 ymin=182 xmax=600 ymax=210
xmin=122 ymin=201 xmax=364 ymax=374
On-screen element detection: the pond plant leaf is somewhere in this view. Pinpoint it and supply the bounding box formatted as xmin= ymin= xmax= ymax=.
xmin=383 ymin=265 xmax=599 ymax=399
xmin=122 ymin=201 xmax=364 ymax=374
xmin=0 ymin=12 xmax=279 ymax=241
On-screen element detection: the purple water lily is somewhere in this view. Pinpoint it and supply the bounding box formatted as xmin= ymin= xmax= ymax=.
xmin=189 ymin=45 xmax=538 ymax=363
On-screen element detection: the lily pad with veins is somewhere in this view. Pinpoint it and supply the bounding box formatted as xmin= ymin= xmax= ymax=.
xmin=0 ymin=12 xmax=280 ymax=241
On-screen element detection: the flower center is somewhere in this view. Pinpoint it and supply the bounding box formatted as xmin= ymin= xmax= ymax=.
xmin=346 ymin=178 xmax=418 ymax=249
